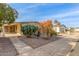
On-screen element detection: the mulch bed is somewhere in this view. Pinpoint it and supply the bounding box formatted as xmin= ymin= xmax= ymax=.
xmin=0 ymin=37 xmax=18 ymax=56
xmin=18 ymin=36 xmax=59 ymax=49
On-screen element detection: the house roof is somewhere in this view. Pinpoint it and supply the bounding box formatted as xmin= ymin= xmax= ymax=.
xmin=3 ymin=21 xmax=40 ymax=26
xmin=15 ymin=21 xmax=39 ymax=24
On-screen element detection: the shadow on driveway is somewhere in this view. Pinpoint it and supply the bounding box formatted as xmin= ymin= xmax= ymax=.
xmin=0 ymin=37 xmax=18 ymax=56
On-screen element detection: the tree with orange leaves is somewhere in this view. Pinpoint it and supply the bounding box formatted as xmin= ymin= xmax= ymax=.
xmin=39 ymin=20 xmax=54 ymax=38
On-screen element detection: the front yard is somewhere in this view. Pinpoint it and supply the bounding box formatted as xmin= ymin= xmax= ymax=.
xmin=0 ymin=33 xmax=78 ymax=56
xmin=9 ymin=35 xmax=74 ymax=56
xmin=18 ymin=36 xmax=58 ymax=48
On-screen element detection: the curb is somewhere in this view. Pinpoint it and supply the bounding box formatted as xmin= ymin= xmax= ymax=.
xmin=66 ymin=42 xmax=77 ymax=56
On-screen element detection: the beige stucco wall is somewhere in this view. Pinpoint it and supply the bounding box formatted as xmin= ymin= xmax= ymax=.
xmin=16 ymin=23 xmax=22 ymax=34
xmin=53 ymin=26 xmax=60 ymax=33
xmin=3 ymin=23 xmax=22 ymax=37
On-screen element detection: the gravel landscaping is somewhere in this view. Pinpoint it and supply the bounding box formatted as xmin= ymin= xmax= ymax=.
xmin=17 ymin=36 xmax=59 ymax=48
xmin=21 ymin=36 xmax=72 ymax=56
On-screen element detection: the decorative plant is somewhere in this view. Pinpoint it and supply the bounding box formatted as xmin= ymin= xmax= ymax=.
xmin=39 ymin=20 xmax=55 ymax=37
xmin=21 ymin=25 xmax=38 ymax=37
xmin=49 ymin=29 xmax=57 ymax=36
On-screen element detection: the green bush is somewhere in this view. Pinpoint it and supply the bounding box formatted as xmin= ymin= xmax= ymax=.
xmin=49 ymin=29 xmax=57 ymax=36
xmin=51 ymin=31 xmax=57 ymax=36
xmin=21 ymin=25 xmax=38 ymax=37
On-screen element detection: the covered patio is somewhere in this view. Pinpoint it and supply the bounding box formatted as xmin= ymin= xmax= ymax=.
xmin=3 ymin=23 xmax=22 ymax=37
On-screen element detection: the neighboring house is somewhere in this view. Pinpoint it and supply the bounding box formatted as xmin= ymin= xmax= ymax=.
xmin=53 ymin=25 xmax=60 ymax=33
xmin=53 ymin=20 xmax=67 ymax=33
xmin=3 ymin=22 xmax=40 ymax=36
xmin=65 ymin=27 xmax=79 ymax=35
xmin=60 ymin=25 xmax=67 ymax=33
xmin=73 ymin=27 xmax=79 ymax=32
xmin=53 ymin=25 xmax=66 ymax=33
xmin=53 ymin=20 xmax=61 ymax=33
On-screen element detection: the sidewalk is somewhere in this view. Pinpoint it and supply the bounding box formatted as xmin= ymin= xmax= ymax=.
xmin=10 ymin=37 xmax=33 ymax=55
xmin=61 ymin=33 xmax=79 ymax=56
xmin=69 ymin=42 xmax=79 ymax=56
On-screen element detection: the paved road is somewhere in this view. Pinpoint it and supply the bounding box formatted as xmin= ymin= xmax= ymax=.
xmin=61 ymin=33 xmax=79 ymax=56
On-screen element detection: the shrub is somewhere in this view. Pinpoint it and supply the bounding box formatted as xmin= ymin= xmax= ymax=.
xmin=51 ymin=30 xmax=57 ymax=36
xmin=49 ymin=29 xmax=57 ymax=36
xmin=21 ymin=25 xmax=38 ymax=37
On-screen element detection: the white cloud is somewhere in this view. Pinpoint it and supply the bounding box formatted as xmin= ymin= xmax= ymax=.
xmin=14 ymin=3 xmax=79 ymax=24
xmin=52 ymin=10 xmax=79 ymax=18
xmin=25 ymin=3 xmax=64 ymax=9
xmin=40 ymin=9 xmax=79 ymax=20
xmin=16 ymin=3 xmax=64 ymax=14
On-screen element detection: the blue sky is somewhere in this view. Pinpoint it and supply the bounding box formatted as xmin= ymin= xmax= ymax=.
xmin=9 ymin=3 xmax=79 ymax=27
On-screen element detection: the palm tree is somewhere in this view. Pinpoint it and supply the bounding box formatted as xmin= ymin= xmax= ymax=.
xmin=0 ymin=3 xmax=18 ymax=36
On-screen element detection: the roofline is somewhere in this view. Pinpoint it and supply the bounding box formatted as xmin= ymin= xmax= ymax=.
xmin=15 ymin=21 xmax=39 ymax=23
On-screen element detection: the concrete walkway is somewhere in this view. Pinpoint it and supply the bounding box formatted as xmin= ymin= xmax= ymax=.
xmin=10 ymin=37 xmax=33 ymax=55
